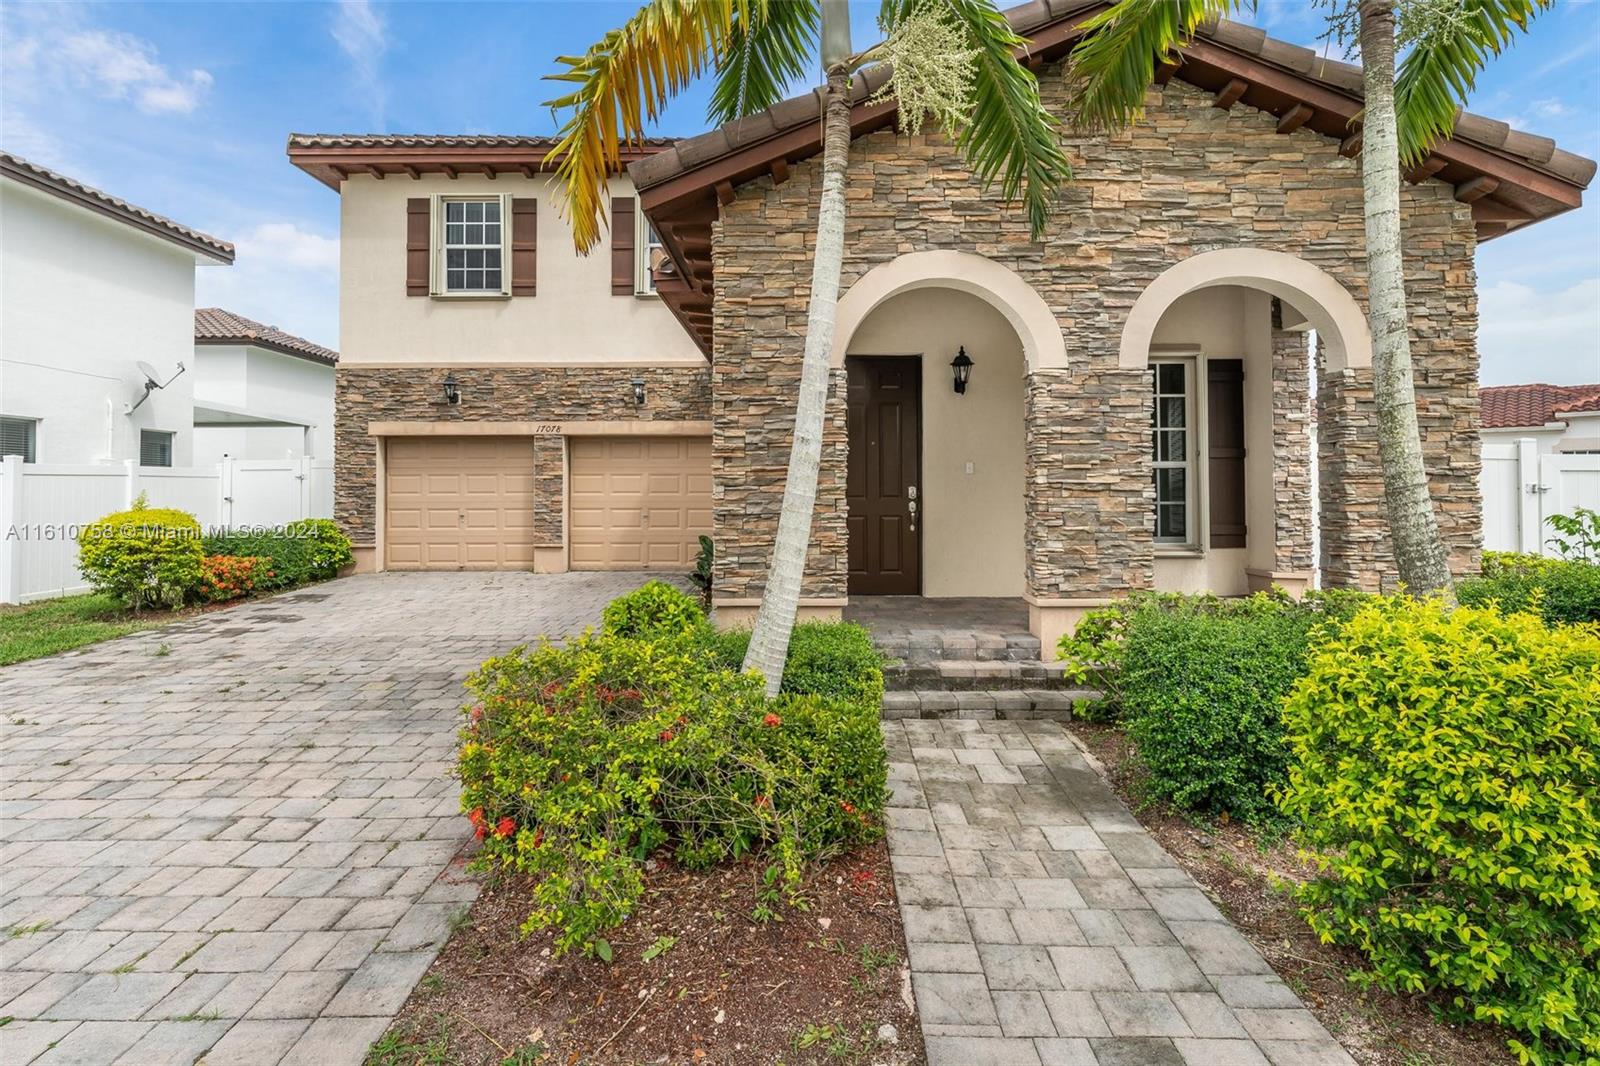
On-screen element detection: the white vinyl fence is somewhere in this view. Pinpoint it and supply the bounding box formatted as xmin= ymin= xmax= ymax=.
xmin=1482 ymin=437 xmax=1600 ymax=555
xmin=0 ymin=455 xmax=334 ymax=604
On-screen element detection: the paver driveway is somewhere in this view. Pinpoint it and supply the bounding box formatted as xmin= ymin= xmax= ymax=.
xmin=0 ymin=571 xmax=650 ymax=1066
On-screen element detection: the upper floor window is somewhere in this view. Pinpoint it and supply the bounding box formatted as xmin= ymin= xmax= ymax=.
xmin=1151 ymin=360 xmax=1195 ymax=546
xmin=140 ymin=430 xmax=174 ymax=468
xmin=636 ymin=210 xmax=666 ymax=295
xmin=441 ymin=199 xmax=504 ymax=294
xmin=0 ymin=416 xmax=37 ymax=463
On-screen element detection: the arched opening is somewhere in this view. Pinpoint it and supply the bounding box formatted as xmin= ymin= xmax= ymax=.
xmin=1122 ymin=250 xmax=1363 ymax=597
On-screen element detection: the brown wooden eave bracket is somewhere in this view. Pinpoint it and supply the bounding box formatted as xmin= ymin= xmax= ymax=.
xmin=1154 ymin=61 xmax=1179 ymax=87
xmin=1338 ymin=131 xmax=1363 ymax=158
xmin=1405 ymin=156 xmax=1447 ymax=184
xmin=770 ymin=158 xmax=790 ymax=185
xmin=1454 ymin=175 xmax=1499 ymax=203
xmin=1213 ymin=79 xmax=1248 ymax=110
xmin=1276 ymin=104 xmax=1314 ymax=135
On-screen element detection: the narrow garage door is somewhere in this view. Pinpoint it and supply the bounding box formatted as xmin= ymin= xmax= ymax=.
xmin=569 ymin=436 xmax=712 ymax=570
xmin=385 ymin=436 xmax=535 ymax=570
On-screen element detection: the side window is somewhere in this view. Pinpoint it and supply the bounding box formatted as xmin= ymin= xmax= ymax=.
xmin=1151 ymin=360 xmax=1195 ymax=546
xmin=636 ymin=209 xmax=666 ymax=295
xmin=1 ymin=416 xmax=37 ymax=462
xmin=140 ymin=430 xmax=174 ymax=468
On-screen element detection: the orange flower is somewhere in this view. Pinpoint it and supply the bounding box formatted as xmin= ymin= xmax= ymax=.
xmin=762 ymin=713 xmax=782 ymax=728
xmin=495 ymin=817 xmax=515 ymax=838
xmin=468 ymin=807 xmax=484 ymax=826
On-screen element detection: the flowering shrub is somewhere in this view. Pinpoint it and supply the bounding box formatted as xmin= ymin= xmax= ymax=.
xmin=458 ymin=623 xmax=885 ymax=956
xmin=1277 ymin=597 xmax=1600 ymax=1063
xmin=77 ymin=500 xmax=205 ymax=609
xmin=599 ymin=580 xmax=706 ymax=639
xmin=202 ymin=519 xmax=353 ymax=590
xmin=199 ymin=555 xmax=272 ymax=601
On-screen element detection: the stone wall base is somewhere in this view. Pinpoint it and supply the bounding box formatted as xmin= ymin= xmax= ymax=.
xmin=1026 ymin=596 xmax=1123 ymax=659
xmin=350 ymin=545 xmax=378 ymax=574
xmin=1245 ymin=569 xmax=1312 ymax=597
xmin=712 ymin=599 xmax=847 ymax=630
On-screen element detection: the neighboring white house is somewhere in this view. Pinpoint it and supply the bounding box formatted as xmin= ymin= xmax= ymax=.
xmin=1480 ymin=383 xmax=1600 ymax=555
xmin=1 ymin=150 xmax=235 ymax=467
xmin=193 ymin=308 xmax=338 ymax=465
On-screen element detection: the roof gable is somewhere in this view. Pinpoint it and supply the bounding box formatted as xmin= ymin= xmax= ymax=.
xmin=195 ymin=308 xmax=338 ymax=367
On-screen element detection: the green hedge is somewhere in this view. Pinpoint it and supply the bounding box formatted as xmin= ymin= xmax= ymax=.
xmin=710 ymin=622 xmax=884 ymax=707
xmin=459 ymin=622 xmax=886 ymax=955
xmin=77 ymin=503 xmax=204 ymax=610
xmin=599 ymin=580 xmax=706 ymax=640
xmin=1458 ymin=552 xmax=1600 ymax=626
xmin=201 ymin=519 xmax=352 ymax=591
xmin=1278 ymin=597 xmax=1600 ymax=1063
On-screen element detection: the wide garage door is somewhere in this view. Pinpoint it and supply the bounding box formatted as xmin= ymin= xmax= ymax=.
xmin=385 ymin=436 xmax=535 ymax=570
xmin=569 ymin=436 xmax=712 ymax=570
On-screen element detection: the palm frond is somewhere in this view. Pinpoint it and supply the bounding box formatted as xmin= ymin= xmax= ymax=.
xmin=882 ymin=0 xmax=1074 ymax=239
xmin=543 ymin=0 xmax=741 ymax=251
xmin=708 ymin=0 xmax=820 ymax=124
xmin=1394 ymin=0 xmax=1552 ymax=164
xmin=1065 ymin=0 xmax=1244 ymax=134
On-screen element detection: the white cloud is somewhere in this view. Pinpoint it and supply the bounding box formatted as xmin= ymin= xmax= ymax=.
xmin=332 ymin=0 xmax=388 ymax=124
xmin=1478 ymin=278 xmax=1600 ymax=386
xmin=196 ymin=222 xmax=340 ymax=352
xmin=56 ymin=29 xmax=213 ymax=114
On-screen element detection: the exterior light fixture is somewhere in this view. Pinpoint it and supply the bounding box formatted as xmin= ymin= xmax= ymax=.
xmin=951 ymin=347 xmax=974 ymax=395
xmin=442 ymin=373 xmax=460 ymax=405
xmin=632 ymin=377 xmax=646 ymax=407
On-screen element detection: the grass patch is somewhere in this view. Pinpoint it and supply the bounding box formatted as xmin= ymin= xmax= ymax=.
xmin=0 ymin=593 xmax=167 ymax=666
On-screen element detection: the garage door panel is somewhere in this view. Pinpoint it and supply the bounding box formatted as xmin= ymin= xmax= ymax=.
xmin=385 ymin=436 xmax=537 ymax=571
xmin=569 ymin=436 xmax=711 ymax=572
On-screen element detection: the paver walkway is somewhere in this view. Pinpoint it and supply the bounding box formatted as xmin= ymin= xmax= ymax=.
xmin=884 ymin=717 xmax=1355 ymax=1066
xmin=0 ymin=571 xmax=648 ymax=1066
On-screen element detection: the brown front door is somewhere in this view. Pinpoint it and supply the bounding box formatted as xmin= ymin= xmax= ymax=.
xmin=847 ymin=357 xmax=922 ymax=595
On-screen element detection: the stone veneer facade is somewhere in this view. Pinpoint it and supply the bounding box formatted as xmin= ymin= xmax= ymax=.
xmin=333 ymin=365 xmax=711 ymax=551
xmin=709 ymin=72 xmax=1481 ymax=605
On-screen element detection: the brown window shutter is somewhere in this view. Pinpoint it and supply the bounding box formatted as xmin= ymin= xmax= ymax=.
xmin=1207 ymin=359 xmax=1247 ymax=548
xmin=511 ymin=198 xmax=537 ymax=296
xmin=611 ymin=197 xmax=636 ymax=295
xmin=405 ymin=198 xmax=430 ymax=296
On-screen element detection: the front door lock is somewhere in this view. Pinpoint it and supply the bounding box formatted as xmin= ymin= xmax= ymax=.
xmin=907 ymin=485 xmax=917 ymax=532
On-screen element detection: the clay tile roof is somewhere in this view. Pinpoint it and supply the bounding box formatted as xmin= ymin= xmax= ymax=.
xmin=1480 ymin=383 xmax=1600 ymax=428
xmin=195 ymin=308 xmax=338 ymax=367
xmin=1 ymin=150 xmax=234 ymax=264
xmin=285 ymin=133 xmax=679 ymax=189
xmin=286 ymin=133 xmax=678 ymax=150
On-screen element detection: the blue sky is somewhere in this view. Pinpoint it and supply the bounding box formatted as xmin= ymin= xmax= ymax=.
xmin=2 ymin=0 xmax=1596 ymax=385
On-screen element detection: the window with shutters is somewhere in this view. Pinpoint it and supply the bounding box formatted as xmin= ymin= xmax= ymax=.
xmin=440 ymin=198 xmax=505 ymax=294
xmin=140 ymin=430 xmax=174 ymax=468
xmin=1151 ymin=359 xmax=1196 ymax=546
xmin=0 ymin=416 xmax=37 ymax=463
xmin=636 ymin=209 xmax=666 ymax=295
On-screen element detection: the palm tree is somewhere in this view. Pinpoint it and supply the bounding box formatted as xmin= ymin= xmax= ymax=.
xmin=545 ymin=0 xmax=1070 ymax=693
xmin=1067 ymin=0 xmax=1551 ymax=597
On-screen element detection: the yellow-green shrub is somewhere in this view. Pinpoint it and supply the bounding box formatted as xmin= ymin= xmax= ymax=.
xmin=1277 ymin=597 xmax=1600 ymax=1063
xmin=77 ymin=502 xmax=204 ymax=609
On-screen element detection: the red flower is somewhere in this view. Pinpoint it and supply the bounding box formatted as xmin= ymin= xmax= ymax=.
xmin=495 ymin=817 xmax=516 ymax=839
xmin=840 ymin=801 xmax=856 ymax=814
xmin=659 ymin=729 xmax=674 ymax=742
xmin=468 ymin=807 xmax=484 ymax=826
xmin=754 ymin=794 xmax=770 ymax=808
xmin=474 ymin=824 xmax=486 ymax=841
xmin=762 ymin=713 xmax=782 ymax=728
xmin=531 ymin=828 xmax=545 ymax=848
xmin=470 ymin=705 xmax=483 ymax=722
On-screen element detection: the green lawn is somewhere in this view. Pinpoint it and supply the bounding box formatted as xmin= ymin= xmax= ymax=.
xmin=0 ymin=594 xmax=170 ymax=666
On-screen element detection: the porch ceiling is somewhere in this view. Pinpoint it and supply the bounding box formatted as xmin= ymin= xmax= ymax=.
xmin=631 ymin=0 xmax=1596 ymax=358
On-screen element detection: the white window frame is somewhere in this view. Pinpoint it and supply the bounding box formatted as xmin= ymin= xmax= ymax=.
xmin=636 ymin=207 xmax=665 ymax=296
xmin=1151 ymin=355 xmax=1201 ymax=549
xmin=140 ymin=429 xmax=175 ymax=469
xmin=431 ymin=193 xmax=513 ymax=298
xmin=0 ymin=415 xmax=38 ymax=463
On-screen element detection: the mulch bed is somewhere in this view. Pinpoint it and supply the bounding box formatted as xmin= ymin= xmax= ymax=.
xmin=1068 ymin=720 xmax=1515 ymax=1066
xmin=372 ymin=840 xmax=925 ymax=1066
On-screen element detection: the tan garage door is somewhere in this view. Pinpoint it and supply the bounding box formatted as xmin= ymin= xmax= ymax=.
xmin=569 ymin=436 xmax=712 ymax=570
xmin=385 ymin=436 xmax=535 ymax=570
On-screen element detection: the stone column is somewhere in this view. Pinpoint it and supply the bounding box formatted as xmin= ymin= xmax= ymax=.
xmin=1023 ymin=366 xmax=1152 ymax=649
xmin=1266 ymin=329 xmax=1314 ymax=590
xmin=532 ymin=435 xmax=566 ymax=573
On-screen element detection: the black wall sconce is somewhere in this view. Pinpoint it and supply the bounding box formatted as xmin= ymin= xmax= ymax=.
xmin=631 ymin=377 xmax=646 ymax=407
xmin=441 ymin=372 xmax=461 ymax=405
xmin=951 ymin=347 xmax=974 ymax=394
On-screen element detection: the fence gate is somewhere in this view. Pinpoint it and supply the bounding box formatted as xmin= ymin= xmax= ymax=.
xmin=1481 ymin=438 xmax=1600 ymax=556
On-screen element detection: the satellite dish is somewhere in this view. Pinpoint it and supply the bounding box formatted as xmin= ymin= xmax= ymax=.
xmin=128 ymin=360 xmax=185 ymax=413
xmin=136 ymin=361 xmax=162 ymax=388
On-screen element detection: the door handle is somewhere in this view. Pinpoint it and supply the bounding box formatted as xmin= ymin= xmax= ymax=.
xmin=907 ymin=486 xmax=917 ymax=532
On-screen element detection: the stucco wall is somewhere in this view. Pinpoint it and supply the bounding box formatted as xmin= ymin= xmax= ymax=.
xmin=338 ymin=172 xmax=702 ymax=366
xmin=846 ymin=288 xmax=1027 ymax=597
xmin=710 ymin=73 xmax=1480 ymax=602
xmin=193 ymin=343 xmax=335 ymax=462
xmin=1 ymin=179 xmax=206 ymax=466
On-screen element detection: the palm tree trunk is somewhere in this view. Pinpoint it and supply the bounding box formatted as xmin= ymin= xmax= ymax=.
xmin=740 ymin=62 xmax=853 ymax=694
xmin=1357 ymin=0 xmax=1454 ymax=597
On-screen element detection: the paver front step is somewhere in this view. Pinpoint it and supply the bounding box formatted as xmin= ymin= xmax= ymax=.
xmin=880 ymin=688 xmax=1095 ymax=720
xmin=871 ymin=634 xmax=1041 ymax=663
xmin=884 ymin=658 xmax=1077 ymax=691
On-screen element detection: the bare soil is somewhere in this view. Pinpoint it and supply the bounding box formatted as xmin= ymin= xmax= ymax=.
xmin=1068 ymin=720 xmax=1514 ymax=1066
xmin=371 ymin=840 xmax=925 ymax=1066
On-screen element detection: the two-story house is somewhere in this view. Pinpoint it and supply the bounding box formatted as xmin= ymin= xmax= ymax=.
xmin=292 ymin=6 xmax=1592 ymax=647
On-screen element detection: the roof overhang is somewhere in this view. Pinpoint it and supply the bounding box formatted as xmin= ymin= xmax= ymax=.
xmin=286 ymin=136 xmax=675 ymax=191
xmin=630 ymin=1 xmax=1595 ymax=357
xmin=193 ymin=400 xmax=314 ymax=428
xmin=194 ymin=336 xmax=337 ymax=368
